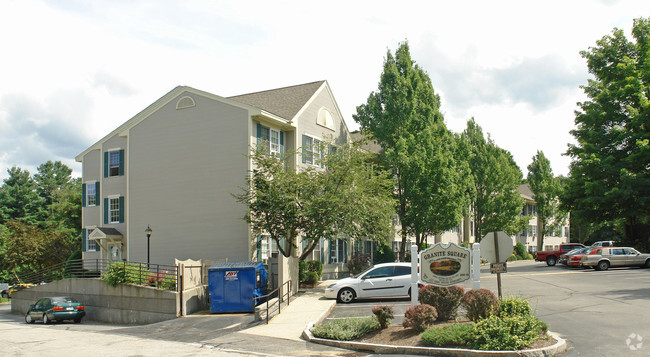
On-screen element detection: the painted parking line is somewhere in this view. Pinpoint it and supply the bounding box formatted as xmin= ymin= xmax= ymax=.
xmin=334 ymin=302 xmax=411 ymax=308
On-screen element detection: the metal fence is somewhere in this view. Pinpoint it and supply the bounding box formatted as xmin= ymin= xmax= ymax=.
xmin=14 ymin=259 xmax=178 ymax=291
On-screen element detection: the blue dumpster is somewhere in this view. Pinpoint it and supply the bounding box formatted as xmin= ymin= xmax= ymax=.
xmin=208 ymin=262 xmax=268 ymax=313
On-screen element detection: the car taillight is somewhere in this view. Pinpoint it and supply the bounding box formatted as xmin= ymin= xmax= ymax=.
xmin=76 ymin=306 xmax=84 ymax=311
xmin=53 ymin=307 xmax=64 ymax=311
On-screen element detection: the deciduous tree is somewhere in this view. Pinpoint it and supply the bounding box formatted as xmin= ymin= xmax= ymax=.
xmin=565 ymin=17 xmax=650 ymax=251
xmin=235 ymin=143 xmax=395 ymax=260
xmin=527 ymin=151 xmax=564 ymax=250
xmin=461 ymin=118 xmax=527 ymax=240
xmin=354 ymin=41 xmax=472 ymax=259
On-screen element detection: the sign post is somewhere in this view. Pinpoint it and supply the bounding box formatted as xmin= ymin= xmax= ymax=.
xmin=411 ymin=244 xmax=419 ymax=306
xmin=480 ymin=231 xmax=513 ymax=299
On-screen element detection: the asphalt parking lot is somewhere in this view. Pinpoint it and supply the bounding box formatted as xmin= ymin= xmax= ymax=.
xmin=324 ymin=260 xmax=650 ymax=356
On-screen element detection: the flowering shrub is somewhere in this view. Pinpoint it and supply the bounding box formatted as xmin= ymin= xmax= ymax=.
xmin=402 ymin=304 xmax=437 ymax=332
xmin=371 ymin=304 xmax=394 ymax=328
xmin=418 ymin=285 xmax=464 ymax=321
xmin=461 ymin=289 xmax=498 ymax=322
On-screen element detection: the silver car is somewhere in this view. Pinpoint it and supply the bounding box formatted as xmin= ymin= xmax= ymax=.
xmin=324 ymin=263 xmax=414 ymax=303
xmin=581 ymin=247 xmax=650 ymax=271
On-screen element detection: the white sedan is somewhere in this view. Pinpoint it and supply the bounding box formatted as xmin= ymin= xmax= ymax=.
xmin=324 ymin=263 xmax=414 ymax=303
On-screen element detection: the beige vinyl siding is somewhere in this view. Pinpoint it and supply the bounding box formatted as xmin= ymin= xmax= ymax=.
xmin=81 ymin=150 xmax=102 ymax=258
xmin=127 ymin=92 xmax=250 ymax=265
xmin=101 ymin=135 xmax=127 ymax=236
xmin=296 ymin=87 xmax=349 ymax=170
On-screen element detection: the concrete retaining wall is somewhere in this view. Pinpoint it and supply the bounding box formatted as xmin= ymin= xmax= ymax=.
xmin=11 ymin=278 xmax=177 ymax=324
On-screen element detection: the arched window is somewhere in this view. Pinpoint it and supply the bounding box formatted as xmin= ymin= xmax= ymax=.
xmin=317 ymin=108 xmax=334 ymax=130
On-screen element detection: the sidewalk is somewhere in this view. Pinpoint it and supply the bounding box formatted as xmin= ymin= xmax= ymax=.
xmin=239 ymin=281 xmax=336 ymax=341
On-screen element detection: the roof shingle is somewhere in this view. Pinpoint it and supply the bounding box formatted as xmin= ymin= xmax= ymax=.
xmin=228 ymin=81 xmax=325 ymax=120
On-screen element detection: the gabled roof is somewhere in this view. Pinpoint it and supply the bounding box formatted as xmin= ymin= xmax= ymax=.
xmin=519 ymin=184 xmax=535 ymax=202
xmin=228 ymin=81 xmax=326 ymax=121
xmin=350 ymin=131 xmax=383 ymax=154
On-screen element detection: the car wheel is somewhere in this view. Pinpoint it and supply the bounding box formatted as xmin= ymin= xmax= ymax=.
xmin=1 ymin=292 xmax=7 ymax=299
xmin=645 ymin=259 xmax=650 ymax=269
xmin=43 ymin=313 xmax=50 ymax=324
xmin=25 ymin=313 xmax=34 ymax=324
xmin=74 ymin=318 xmax=81 ymax=324
xmin=337 ymin=288 xmax=355 ymax=303
xmin=546 ymin=256 xmax=557 ymax=266
xmin=596 ymin=260 xmax=609 ymax=271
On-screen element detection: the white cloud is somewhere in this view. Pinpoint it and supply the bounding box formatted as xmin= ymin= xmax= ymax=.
xmin=1 ymin=0 xmax=649 ymax=180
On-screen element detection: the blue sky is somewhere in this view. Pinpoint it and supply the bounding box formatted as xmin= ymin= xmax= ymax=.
xmin=1 ymin=0 xmax=648 ymax=180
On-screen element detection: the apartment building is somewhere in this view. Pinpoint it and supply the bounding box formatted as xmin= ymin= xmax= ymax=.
xmin=76 ymin=81 xmax=351 ymax=267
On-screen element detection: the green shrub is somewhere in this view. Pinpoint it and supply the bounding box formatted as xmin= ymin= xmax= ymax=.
xmin=461 ymin=289 xmax=498 ymax=322
xmin=371 ymin=304 xmax=394 ymax=328
xmin=373 ymin=241 xmax=396 ymax=264
xmin=311 ymin=317 xmax=379 ymax=340
xmin=347 ymin=254 xmax=371 ymax=275
xmin=460 ymin=242 xmax=470 ymax=249
xmin=157 ymin=274 xmax=177 ymax=290
xmin=421 ymin=323 xmax=474 ymax=347
xmin=102 ymin=262 xmax=151 ymax=287
xmin=299 ymin=260 xmax=308 ymax=283
xmin=507 ymin=254 xmax=518 ymax=261
xmin=499 ymin=296 xmax=532 ymax=317
xmin=514 ymin=242 xmax=527 ymax=259
xmin=418 ymin=285 xmax=464 ymax=321
xmin=403 ymin=304 xmax=437 ymax=332
xmin=527 ymin=253 xmax=534 ymax=260
xmin=304 ymin=271 xmax=319 ymax=285
xmin=470 ymin=314 xmax=548 ymax=350
xmin=307 ymin=260 xmax=323 ymax=278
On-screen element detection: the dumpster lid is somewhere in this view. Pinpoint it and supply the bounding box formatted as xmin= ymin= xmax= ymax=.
xmin=208 ymin=261 xmax=263 ymax=271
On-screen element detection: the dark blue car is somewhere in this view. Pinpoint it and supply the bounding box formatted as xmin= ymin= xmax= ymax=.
xmin=25 ymin=296 xmax=85 ymax=324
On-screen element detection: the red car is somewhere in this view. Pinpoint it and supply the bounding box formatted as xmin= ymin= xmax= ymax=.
xmin=567 ymin=248 xmax=595 ymax=267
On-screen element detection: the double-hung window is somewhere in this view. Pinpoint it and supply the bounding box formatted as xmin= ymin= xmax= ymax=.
xmin=302 ymin=134 xmax=322 ymax=166
xmin=256 ymin=123 xmax=283 ymax=157
xmin=85 ymin=228 xmax=97 ymax=251
xmin=104 ymin=149 xmax=124 ymax=177
xmin=103 ymin=196 xmax=124 ymax=224
xmin=109 ymin=198 xmax=120 ymax=223
xmin=86 ymin=183 xmax=96 ymax=206
xmin=82 ymin=181 xmax=100 ymax=207
xmin=329 ymin=239 xmax=347 ymax=264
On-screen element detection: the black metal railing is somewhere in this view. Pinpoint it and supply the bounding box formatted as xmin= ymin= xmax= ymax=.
xmin=14 ymin=259 xmax=178 ymax=291
xmin=254 ymin=280 xmax=292 ymax=324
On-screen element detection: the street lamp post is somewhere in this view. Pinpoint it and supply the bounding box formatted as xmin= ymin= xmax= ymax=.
xmin=145 ymin=225 xmax=152 ymax=267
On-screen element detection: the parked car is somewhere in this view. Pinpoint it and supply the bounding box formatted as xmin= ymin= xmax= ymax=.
xmin=580 ymin=247 xmax=650 ymax=271
xmin=567 ymin=248 xmax=596 ymax=267
xmin=324 ymin=263 xmax=413 ymax=303
xmin=24 ymin=296 xmax=85 ymax=324
xmin=559 ymin=247 xmax=589 ymax=265
xmin=1 ymin=283 xmax=35 ymax=298
xmin=535 ymin=243 xmax=586 ymax=266
xmin=591 ymin=241 xmax=614 ymax=247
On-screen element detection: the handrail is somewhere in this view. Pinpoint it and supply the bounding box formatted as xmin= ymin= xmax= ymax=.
xmin=254 ymin=280 xmax=292 ymax=324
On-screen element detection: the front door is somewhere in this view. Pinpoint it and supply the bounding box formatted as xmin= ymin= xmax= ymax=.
xmin=109 ymin=244 xmax=122 ymax=261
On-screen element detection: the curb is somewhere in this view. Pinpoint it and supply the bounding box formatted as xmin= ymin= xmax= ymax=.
xmin=303 ymin=324 xmax=567 ymax=357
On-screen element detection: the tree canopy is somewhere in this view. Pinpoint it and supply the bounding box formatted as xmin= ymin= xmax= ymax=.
xmin=527 ymin=151 xmax=564 ymax=250
xmin=461 ymin=118 xmax=527 ymax=240
xmin=354 ymin=41 xmax=472 ymax=259
xmin=235 ymin=143 xmax=395 ymax=260
xmin=565 ymin=17 xmax=650 ymax=250
xmin=0 ymin=161 xmax=81 ymax=283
